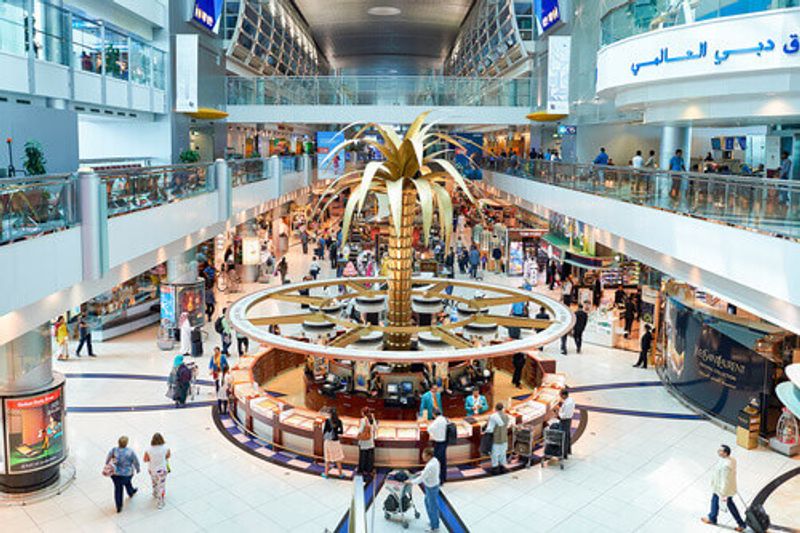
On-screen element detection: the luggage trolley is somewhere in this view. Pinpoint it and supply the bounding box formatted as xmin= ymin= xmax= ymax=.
xmin=183 ymin=360 xmax=201 ymax=401
xmin=382 ymin=470 xmax=420 ymax=529
xmin=512 ymin=423 xmax=537 ymax=468
xmin=541 ymin=422 xmax=566 ymax=470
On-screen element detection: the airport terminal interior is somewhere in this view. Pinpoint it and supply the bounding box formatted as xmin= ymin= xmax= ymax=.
xmin=1 ymin=0 xmax=800 ymax=532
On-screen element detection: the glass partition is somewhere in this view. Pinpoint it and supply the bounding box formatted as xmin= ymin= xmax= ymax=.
xmin=152 ymin=47 xmax=165 ymax=90
xmin=103 ymin=27 xmax=128 ymax=80
xmin=485 ymin=158 xmax=800 ymax=240
xmin=71 ymin=14 xmax=101 ymax=73
xmin=601 ymin=0 xmax=800 ymax=47
xmin=230 ymin=158 xmax=270 ymax=187
xmin=0 ymin=175 xmax=77 ymax=245
xmin=100 ymin=165 xmax=213 ymax=217
xmin=129 ymin=38 xmax=150 ymax=85
xmin=32 ymin=0 xmax=68 ymax=65
xmin=0 ymin=0 xmax=28 ymax=56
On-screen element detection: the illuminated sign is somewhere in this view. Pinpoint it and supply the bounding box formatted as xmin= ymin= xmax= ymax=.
xmin=192 ymin=0 xmax=223 ymax=33
xmin=534 ymin=0 xmax=562 ymax=35
xmin=4 ymin=386 xmax=66 ymax=474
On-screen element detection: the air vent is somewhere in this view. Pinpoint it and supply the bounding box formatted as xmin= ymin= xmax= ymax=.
xmin=90 ymin=108 xmax=100 ymax=113
xmin=16 ymin=99 xmax=31 ymax=105
xmin=75 ymin=106 xmax=86 ymax=111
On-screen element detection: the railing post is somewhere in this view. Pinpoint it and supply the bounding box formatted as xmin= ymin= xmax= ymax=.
xmin=77 ymin=167 xmax=108 ymax=280
xmin=302 ymin=153 xmax=312 ymax=187
xmin=270 ymin=155 xmax=282 ymax=198
xmin=215 ymin=158 xmax=231 ymax=222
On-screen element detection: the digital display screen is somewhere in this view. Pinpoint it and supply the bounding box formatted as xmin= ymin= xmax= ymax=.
xmin=534 ymin=0 xmax=562 ymax=34
xmin=401 ymin=382 xmax=413 ymax=394
xmin=5 ymin=386 xmax=66 ymax=474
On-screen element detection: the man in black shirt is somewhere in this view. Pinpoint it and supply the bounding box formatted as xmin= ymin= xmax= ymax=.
xmin=535 ymin=306 xmax=550 ymax=352
xmin=511 ymin=352 xmax=526 ymax=388
xmin=634 ymin=324 xmax=653 ymax=368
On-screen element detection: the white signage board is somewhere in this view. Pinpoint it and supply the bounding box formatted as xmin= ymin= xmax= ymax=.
xmin=175 ymin=34 xmax=199 ymax=112
xmin=597 ymin=9 xmax=800 ymax=94
xmin=547 ymin=35 xmax=571 ymax=114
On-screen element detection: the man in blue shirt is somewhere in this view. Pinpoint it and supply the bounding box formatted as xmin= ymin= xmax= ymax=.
xmin=669 ymin=149 xmax=686 ymax=200
xmin=419 ymin=384 xmax=443 ymax=420
xmin=593 ymin=147 xmax=609 ymax=165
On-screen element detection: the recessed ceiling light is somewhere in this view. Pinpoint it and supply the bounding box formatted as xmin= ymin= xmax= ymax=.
xmin=368 ymin=6 xmax=401 ymax=16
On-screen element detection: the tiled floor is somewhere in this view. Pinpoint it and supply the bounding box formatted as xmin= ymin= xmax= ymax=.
xmin=4 ymin=244 xmax=796 ymax=532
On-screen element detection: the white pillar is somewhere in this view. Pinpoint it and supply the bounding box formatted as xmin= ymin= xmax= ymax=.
xmin=78 ymin=168 xmax=108 ymax=280
xmin=214 ymin=158 xmax=231 ymax=221
xmin=659 ymin=125 xmax=692 ymax=171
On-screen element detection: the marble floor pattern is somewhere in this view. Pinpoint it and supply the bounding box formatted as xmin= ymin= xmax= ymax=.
xmin=3 ymin=244 xmax=796 ymax=533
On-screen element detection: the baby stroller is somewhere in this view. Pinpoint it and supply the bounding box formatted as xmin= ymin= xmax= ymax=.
xmin=383 ymin=470 xmax=420 ymax=529
xmin=541 ymin=420 xmax=566 ymax=470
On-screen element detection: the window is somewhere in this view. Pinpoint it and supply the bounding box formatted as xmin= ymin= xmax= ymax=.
xmin=32 ymin=1 xmax=68 ymax=65
xmin=103 ymin=27 xmax=129 ymax=80
xmin=0 ymin=0 xmax=27 ymax=56
xmin=130 ymin=38 xmax=150 ymax=85
xmin=152 ymin=47 xmax=165 ymax=89
xmin=71 ymin=14 xmax=101 ymax=73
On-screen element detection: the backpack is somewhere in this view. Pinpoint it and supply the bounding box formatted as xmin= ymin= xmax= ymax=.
xmin=446 ymin=422 xmax=457 ymax=445
xmin=214 ymin=317 xmax=224 ymax=334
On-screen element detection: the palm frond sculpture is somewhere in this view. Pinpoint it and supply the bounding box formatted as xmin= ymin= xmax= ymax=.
xmin=315 ymin=111 xmax=478 ymax=350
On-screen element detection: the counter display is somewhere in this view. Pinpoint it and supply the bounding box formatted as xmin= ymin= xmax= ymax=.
xmin=229 ymin=348 xmax=566 ymax=469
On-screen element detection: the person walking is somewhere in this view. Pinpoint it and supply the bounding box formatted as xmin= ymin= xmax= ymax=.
xmin=572 ymin=304 xmax=588 ymax=353
xmin=701 ymin=445 xmax=746 ymax=532
xmin=468 ymin=244 xmax=480 ymax=279
xmin=55 ymin=316 xmax=69 ymax=360
xmin=172 ymin=355 xmax=192 ymax=407
xmin=511 ymin=352 xmax=526 ymax=388
xmin=322 ymin=407 xmax=345 ymax=479
xmin=276 ymin=256 xmax=288 ymax=284
xmin=485 ymin=403 xmax=510 ymax=475
xmin=634 ymin=324 xmax=653 ymax=368
xmin=592 ymin=277 xmax=602 ymax=307
xmin=593 ymin=147 xmax=610 ymax=165
xmin=427 ymin=409 xmax=448 ymax=485
xmin=644 ymin=150 xmax=658 ymax=168
xmin=535 ymin=306 xmax=550 ymax=351
xmin=356 ymin=407 xmax=377 ymax=481
xmin=76 ymin=316 xmax=95 ymax=357
xmin=624 ymin=296 xmax=636 ymax=338
xmin=208 ymin=347 xmax=229 ymax=391
xmin=205 ymin=289 xmax=216 ymax=322
xmin=178 ymin=312 xmax=192 ymax=355
xmin=300 ymin=228 xmax=309 ymax=254
xmin=561 ymin=275 xmax=573 ymax=306
xmin=217 ymin=368 xmax=231 ymax=413
xmin=631 ymin=150 xmax=644 ymax=168
xmin=406 ymin=447 xmax=442 ymax=533
xmin=104 ymin=436 xmax=140 ymax=513
xmin=557 ymin=389 xmax=575 ymax=459
xmin=215 ymin=310 xmax=232 ymax=355
xmin=236 ymin=330 xmax=249 ymax=357
xmin=143 ymin=433 xmax=171 ymax=509
xmin=329 ymin=239 xmax=339 ymax=269
xmin=309 ymin=256 xmax=321 ymax=280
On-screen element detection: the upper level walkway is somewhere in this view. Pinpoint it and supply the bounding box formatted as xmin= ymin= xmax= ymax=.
xmin=225 ymin=76 xmax=534 ymax=124
xmin=482 ymin=159 xmax=800 ymax=333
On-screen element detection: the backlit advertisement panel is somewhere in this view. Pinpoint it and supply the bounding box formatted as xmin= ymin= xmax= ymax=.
xmin=4 ymin=386 xmax=66 ymax=474
xmin=192 ymin=0 xmax=223 ymax=33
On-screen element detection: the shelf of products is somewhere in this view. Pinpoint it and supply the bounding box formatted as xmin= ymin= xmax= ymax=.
xmin=600 ymin=261 xmax=641 ymax=288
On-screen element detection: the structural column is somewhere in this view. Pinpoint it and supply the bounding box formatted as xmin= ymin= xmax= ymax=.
xmin=0 ymin=325 xmax=66 ymax=493
xmin=659 ymin=125 xmax=692 ymax=171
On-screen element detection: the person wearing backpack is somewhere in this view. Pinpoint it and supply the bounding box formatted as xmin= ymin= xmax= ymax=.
xmin=427 ymin=409 xmax=450 ymax=485
xmin=356 ymin=407 xmax=377 ymax=481
xmin=208 ymin=347 xmax=229 ymax=392
xmin=215 ymin=309 xmax=232 ymax=355
xmin=485 ymin=403 xmax=510 ymax=475
xmin=104 ymin=435 xmax=140 ymax=513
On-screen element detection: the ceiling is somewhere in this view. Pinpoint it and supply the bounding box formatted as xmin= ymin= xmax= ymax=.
xmin=290 ymin=0 xmax=475 ymax=74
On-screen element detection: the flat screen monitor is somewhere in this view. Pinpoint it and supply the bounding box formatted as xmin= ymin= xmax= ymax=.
xmin=401 ymin=381 xmax=413 ymax=395
xmin=387 ymin=383 xmax=399 ymax=395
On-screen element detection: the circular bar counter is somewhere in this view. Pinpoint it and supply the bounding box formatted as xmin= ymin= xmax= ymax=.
xmin=228 ymin=348 xmax=566 ymax=469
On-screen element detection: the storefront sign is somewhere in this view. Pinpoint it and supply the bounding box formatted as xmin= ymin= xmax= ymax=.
xmin=4 ymin=387 xmax=65 ymax=474
xmin=241 ymin=236 xmax=260 ymax=266
xmin=597 ymin=10 xmax=800 ymax=93
xmin=534 ymin=0 xmax=563 ymax=35
xmin=663 ymin=298 xmax=772 ymax=428
xmin=547 ymin=36 xmax=571 ymax=114
xmin=316 ymin=131 xmax=345 ymax=173
xmin=557 ymin=125 xmax=577 ymax=136
xmin=192 ymin=0 xmax=223 ymax=33
xmin=175 ymin=34 xmax=198 ymax=112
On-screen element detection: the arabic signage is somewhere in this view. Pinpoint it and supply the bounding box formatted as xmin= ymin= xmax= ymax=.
xmin=534 ymin=0 xmax=563 ymax=35
xmin=4 ymin=385 xmax=66 ymax=474
xmin=662 ymin=298 xmax=772 ymax=429
xmin=547 ymin=36 xmax=571 ymax=115
xmin=192 ymin=0 xmax=223 ymax=33
xmin=597 ymin=9 xmax=800 ymax=93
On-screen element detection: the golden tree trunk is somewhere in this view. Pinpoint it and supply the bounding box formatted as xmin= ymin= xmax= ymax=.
xmin=385 ymin=183 xmax=416 ymax=350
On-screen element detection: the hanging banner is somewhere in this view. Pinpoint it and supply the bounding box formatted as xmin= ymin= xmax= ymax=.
xmin=175 ymin=34 xmax=199 ymax=112
xmin=192 ymin=0 xmax=224 ymax=34
xmin=547 ymin=36 xmax=571 ymax=115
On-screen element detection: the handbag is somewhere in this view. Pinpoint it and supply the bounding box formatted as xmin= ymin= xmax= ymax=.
xmin=102 ymin=452 xmax=116 ymax=477
xmin=357 ymin=420 xmax=373 ymax=441
xmin=479 ymin=432 xmax=494 ymax=455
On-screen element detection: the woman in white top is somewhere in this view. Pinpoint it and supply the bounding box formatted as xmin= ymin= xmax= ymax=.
xmin=143 ymin=432 xmax=171 ymax=509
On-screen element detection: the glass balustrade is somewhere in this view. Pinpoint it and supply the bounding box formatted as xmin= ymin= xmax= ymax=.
xmin=229 ymin=158 xmax=270 ymax=187
xmin=227 ymin=76 xmax=532 ymax=107
xmin=99 ymin=164 xmax=213 ymax=217
xmin=485 ymin=159 xmax=800 ymax=239
xmin=0 ymin=174 xmax=77 ymax=244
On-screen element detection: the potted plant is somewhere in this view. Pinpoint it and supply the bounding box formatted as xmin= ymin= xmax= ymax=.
xmin=23 ymin=140 xmax=47 ymax=175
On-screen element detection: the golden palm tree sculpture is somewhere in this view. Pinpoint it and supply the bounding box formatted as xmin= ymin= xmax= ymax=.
xmin=316 ymin=111 xmax=478 ymax=350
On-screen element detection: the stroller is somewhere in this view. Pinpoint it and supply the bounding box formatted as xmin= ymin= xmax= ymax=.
xmin=383 ymin=470 xmax=420 ymax=529
xmin=541 ymin=420 xmax=566 ymax=470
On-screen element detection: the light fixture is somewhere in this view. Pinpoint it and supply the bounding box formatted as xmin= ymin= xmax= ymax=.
xmin=367 ymin=6 xmax=401 ymax=16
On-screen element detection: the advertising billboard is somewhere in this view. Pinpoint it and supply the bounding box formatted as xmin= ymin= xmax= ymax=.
xmin=4 ymin=386 xmax=66 ymax=474
xmin=160 ymin=283 xmax=205 ymax=328
xmin=192 ymin=0 xmax=224 ymax=33
xmin=534 ymin=0 xmax=563 ymax=35
xmin=663 ymin=298 xmax=772 ymax=428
